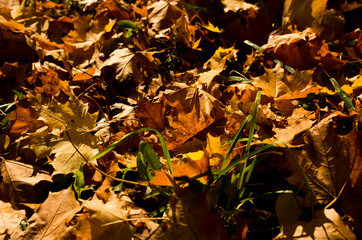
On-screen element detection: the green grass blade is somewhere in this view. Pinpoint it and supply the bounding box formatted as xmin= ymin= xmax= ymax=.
xmin=183 ymin=3 xmax=221 ymax=12
xmin=216 ymin=143 xmax=277 ymax=180
xmin=245 ymin=91 xmax=260 ymax=154
xmin=329 ymin=78 xmax=356 ymax=111
xmin=244 ymin=40 xmax=295 ymax=74
xmin=221 ymin=115 xmax=252 ymax=169
xmin=91 ymin=128 xmax=173 ymax=173
xmin=236 ymin=91 xmax=260 ymax=199
xmin=215 ymin=76 xmax=253 ymax=85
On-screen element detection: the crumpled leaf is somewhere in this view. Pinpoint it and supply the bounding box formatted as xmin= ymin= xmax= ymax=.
xmin=0 ymin=159 xmax=52 ymax=205
xmin=15 ymin=188 xmax=82 ymax=240
xmin=27 ymin=92 xmax=99 ymax=174
xmin=27 ymin=69 xmax=70 ymax=97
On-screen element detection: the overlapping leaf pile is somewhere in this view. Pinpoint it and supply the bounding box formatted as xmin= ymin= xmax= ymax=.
xmin=0 ymin=0 xmax=361 ymax=239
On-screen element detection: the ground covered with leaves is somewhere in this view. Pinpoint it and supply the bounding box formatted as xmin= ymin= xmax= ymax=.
xmin=0 ymin=0 xmax=361 ymax=239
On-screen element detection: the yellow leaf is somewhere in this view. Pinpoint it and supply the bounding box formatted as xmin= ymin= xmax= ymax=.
xmin=341 ymin=84 xmax=353 ymax=95
xmin=192 ymin=37 xmax=202 ymax=50
xmin=104 ymin=20 xmax=116 ymax=32
xmin=206 ymin=133 xmax=226 ymax=168
xmin=352 ymin=75 xmax=362 ymax=89
xmin=202 ymin=21 xmax=223 ymax=33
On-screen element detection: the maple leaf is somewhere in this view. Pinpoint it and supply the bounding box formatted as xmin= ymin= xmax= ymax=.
xmin=163 ymin=85 xmax=224 ymax=149
xmin=26 ymin=92 xmax=99 ymax=174
xmin=147 ymin=0 xmax=183 ymax=32
xmin=136 ymin=99 xmax=166 ymax=131
xmin=101 ymin=47 xmax=158 ymax=84
xmin=198 ymin=46 xmax=238 ymax=88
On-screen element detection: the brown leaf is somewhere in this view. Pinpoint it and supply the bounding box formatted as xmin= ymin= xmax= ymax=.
xmin=15 ymin=189 xmax=81 ymax=240
xmin=163 ymin=86 xmax=224 ymax=149
xmin=273 ymin=107 xmax=316 ymax=145
xmin=261 ymin=30 xmax=346 ymax=70
xmin=27 ymin=69 xmax=70 ymax=97
xmin=274 ymin=209 xmax=356 ymax=240
xmin=0 ymin=159 xmax=52 ymax=205
xmin=158 ymin=188 xmax=229 ymax=240
xmin=7 ymin=101 xmax=44 ymax=134
xmin=75 ymin=191 xmax=132 ymax=240
xmin=0 ymin=201 xmax=26 ymax=240
xmin=136 ymin=99 xmax=166 ymax=131
xmin=147 ymin=0 xmax=183 ymax=32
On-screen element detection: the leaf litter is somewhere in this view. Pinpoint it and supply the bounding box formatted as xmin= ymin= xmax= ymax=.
xmin=0 ymin=0 xmax=361 ymax=239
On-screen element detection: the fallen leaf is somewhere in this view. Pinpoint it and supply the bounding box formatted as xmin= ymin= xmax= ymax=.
xmin=198 ymin=46 xmax=238 ymax=87
xmin=273 ymin=107 xmax=316 ymax=145
xmin=163 ymin=85 xmax=224 ymax=149
xmin=158 ymin=187 xmax=229 ymax=240
xmin=206 ymin=133 xmax=226 ymax=168
xmin=27 ymin=92 xmax=99 ymax=174
xmin=273 ymin=209 xmax=356 ymax=240
xmin=15 ymin=188 xmax=81 ymax=240
xmin=1 ymin=159 xmax=52 ymax=205
xmin=75 ymin=191 xmax=132 ymax=240
xmin=0 ymin=201 xmax=26 ymax=240
xmin=27 ymin=69 xmax=70 ymax=97
xmin=101 ymin=47 xmax=158 ymax=84
xmin=147 ymin=0 xmax=183 ymax=32
xmin=136 ymin=99 xmax=166 ymax=131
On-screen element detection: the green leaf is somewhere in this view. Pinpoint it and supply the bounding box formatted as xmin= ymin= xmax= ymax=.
xmin=12 ymin=90 xmax=24 ymax=100
xmin=117 ymin=20 xmax=138 ymax=31
xmin=73 ymin=164 xmax=85 ymax=199
xmin=329 ymin=78 xmax=356 ymax=111
xmin=137 ymin=141 xmax=165 ymax=181
xmin=1 ymin=117 xmax=9 ymax=130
